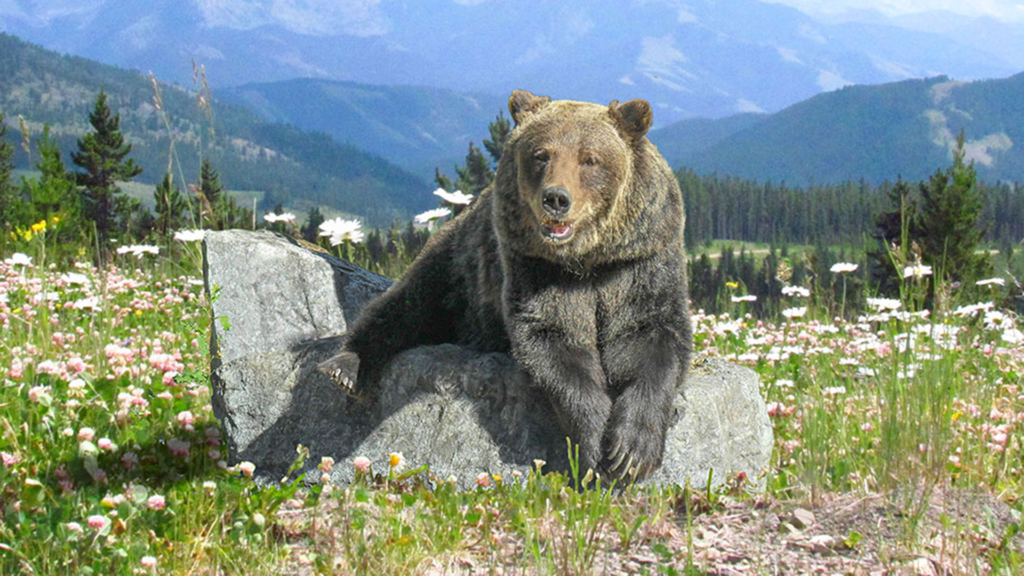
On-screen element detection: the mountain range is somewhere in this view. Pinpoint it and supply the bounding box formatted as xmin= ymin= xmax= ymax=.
xmin=1 ymin=0 xmax=1019 ymax=126
xmin=0 ymin=33 xmax=431 ymax=227
xmin=649 ymin=72 xmax=1024 ymax=186
xmin=219 ymin=80 xmax=508 ymax=182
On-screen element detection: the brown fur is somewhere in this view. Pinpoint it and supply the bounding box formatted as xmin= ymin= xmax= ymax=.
xmin=336 ymin=90 xmax=692 ymax=480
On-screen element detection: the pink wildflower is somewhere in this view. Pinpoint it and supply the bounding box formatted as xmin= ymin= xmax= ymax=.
xmin=2 ymin=452 xmax=20 ymax=467
xmin=319 ymin=456 xmax=335 ymax=473
xmin=121 ymin=452 xmax=139 ymax=470
xmin=176 ymin=410 xmax=195 ymax=429
xmin=66 ymin=357 xmax=86 ymax=372
xmin=78 ymin=428 xmax=95 ymax=441
xmin=97 ymin=438 xmax=115 ymax=451
xmin=353 ymin=456 xmax=371 ymax=474
xmin=205 ymin=427 xmax=222 ymax=446
xmin=167 ymin=438 xmax=191 ymax=458
xmin=6 ymin=354 xmax=21 ymax=377
xmin=476 ymin=472 xmax=491 ymax=488
xmin=87 ymin=515 xmax=106 ymax=529
xmin=36 ymin=360 xmax=62 ymax=375
xmin=147 ymin=495 xmax=166 ymax=510
xmin=238 ymin=461 xmax=256 ymax=478
xmin=140 ymin=556 xmax=157 ymax=570
xmin=27 ymin=386 xmax=50 ymax=404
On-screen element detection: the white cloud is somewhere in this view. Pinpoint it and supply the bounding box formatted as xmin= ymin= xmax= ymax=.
xmin=194 ymin=0 xmax=390 ymax=36
xmin=637 ymin=35 xmax=698 ymax=80
xmin=776 ymin=46 xmax=802 ymax=64
xmin=816 ymin=69 xmax=852 ymax=90
xmin=736 ymin=98 xmax=766 ymax=113
xmin=760 ymin=0 xmax=1024 ymax=22
xmin=677 ymin=9 xmax=698 ymax=22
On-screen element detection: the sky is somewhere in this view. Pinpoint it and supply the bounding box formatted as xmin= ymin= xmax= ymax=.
xmin=763 ymin=0 xmax=1024 ymax=21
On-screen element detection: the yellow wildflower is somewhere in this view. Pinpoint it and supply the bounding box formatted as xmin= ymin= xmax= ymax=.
xmin=31 ymin=220 xmax=46 ymax=233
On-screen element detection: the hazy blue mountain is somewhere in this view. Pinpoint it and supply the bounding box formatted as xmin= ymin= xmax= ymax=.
xmin=0 ymin=33 xmax=430 ymax=226
xmin=648 ymin=113 xmax=765 ymax=168
xmin=219 ymin=80 xmax=508 ymax=180
xmin=0 ymin=0 xmax=1016 ymax=124
xmin=651 ymin=72 xmax=1024 ymax=186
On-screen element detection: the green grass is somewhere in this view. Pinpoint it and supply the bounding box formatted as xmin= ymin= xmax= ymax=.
xmin=1 ymin=235 xmax=1022 ymax=573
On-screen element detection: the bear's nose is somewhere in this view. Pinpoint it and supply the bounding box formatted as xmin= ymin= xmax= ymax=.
xmin=541 ymin=187 xmax=572 ymax=217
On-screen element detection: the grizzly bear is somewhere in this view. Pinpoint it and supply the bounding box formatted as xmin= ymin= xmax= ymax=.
xmin=323 ymin=90 xmax=692 ymax=480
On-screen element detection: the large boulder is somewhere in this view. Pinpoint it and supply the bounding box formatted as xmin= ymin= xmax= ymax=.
xmin=204 ymin=230 xmax=773 ymax=490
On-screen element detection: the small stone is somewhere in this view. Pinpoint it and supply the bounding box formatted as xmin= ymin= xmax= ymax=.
xmin=808 ymin=534 xmax=835 ymax=554
xmin=790 ymin=507 xmax=815 ymax=529
xmin=905 ymin=557 xmax=938 ymax=576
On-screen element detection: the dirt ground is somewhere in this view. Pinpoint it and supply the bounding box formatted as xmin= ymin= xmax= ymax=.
xmin=279 ymin=485 xmax=1023 ymax=575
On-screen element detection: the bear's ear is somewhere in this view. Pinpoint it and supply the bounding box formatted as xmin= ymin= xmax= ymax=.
xmin=509 ymin=90 xmax=551 ymax=126
xmin=609 ymin=99 xmax=653 ymax=140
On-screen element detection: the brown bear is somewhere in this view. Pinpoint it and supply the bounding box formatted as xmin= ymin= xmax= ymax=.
xmin=324 ymin=90 xmax=692 ymax=480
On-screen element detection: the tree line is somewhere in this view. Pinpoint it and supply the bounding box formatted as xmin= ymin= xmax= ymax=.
xmin=679 ymin=165 xmax=1024 ymax=251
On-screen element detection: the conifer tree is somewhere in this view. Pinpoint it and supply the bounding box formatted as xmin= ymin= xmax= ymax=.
xmin=915 ymin=132 xmax=990 ymax=284
xmin=434 ymin=168 xmax=452 ymax=192
xmin=71 ymin=92 xmax=142 ymax=254
xmin=154 ymin=173 xmax=187 ymax=237
xmin=454 ymin=142 xmax=493 ymax=195
xmin=868 ymin=177 xmax=917 ymax=295
xmin=19 ymin=126 xmax=85 ymax=244
xmin=301 ymin=206 xmax=324 ymax=243
xmin=482 ymin=112 xmax=511 ymax=166
xmin=200 ymin=158 xmax=223 ymax=207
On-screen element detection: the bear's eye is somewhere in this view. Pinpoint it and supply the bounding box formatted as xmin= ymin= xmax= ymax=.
xmin=532 ymin=148 xmax=550 ymax=163
xmin=582 ymin=155 xmax=599 ymax=167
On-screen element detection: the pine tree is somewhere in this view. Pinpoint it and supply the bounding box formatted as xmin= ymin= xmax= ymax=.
xmin=196 ymin=158 xmax=225 ymax=228
xmin=20 ymin=126 xmax=84 ymax=243
xmin=71 ymin=92 xmax=142 ymax=255
xmin=454 ymin=142 xmax=493 ymax=195
xmin=0 ymin=112 xmax=18 ymax=231
xmin=434 ymin=167 xmax=452 ymax=192
xmin=301 ymin=206 xmax=324 ymax=243
xmin=482 ymin=112 xmax=511 ymax=166
xmin=915 ymin=132 xmax=990 ymax=284
xmin=154 ymin=173 xmax=187 ymax=238
xmin=868 ymin=177 xmax=917 ymax=295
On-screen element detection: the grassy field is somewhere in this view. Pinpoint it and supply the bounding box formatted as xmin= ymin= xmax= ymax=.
xmin=0 ymin=236 xmax=1022 ymax=574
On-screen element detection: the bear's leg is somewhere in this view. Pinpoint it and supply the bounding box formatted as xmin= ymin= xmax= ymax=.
xmin=601 ymin=327 xmax=688 ymax=480
xmin=512 ymin=334 xmax=612 ymax=475
xmin=321 ymin=247 xmax=461 ymax=392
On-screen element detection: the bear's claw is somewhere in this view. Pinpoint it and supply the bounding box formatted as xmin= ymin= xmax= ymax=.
xmin=318 ymin=351 xmax=361 ymax=395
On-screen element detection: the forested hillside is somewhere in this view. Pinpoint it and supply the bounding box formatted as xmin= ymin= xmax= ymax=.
xmin=0 ymin=33 xmax=430 ymax=226
xmin=678 ymin=168 xmax=1024 ymax=250
xmin=653 ymin=73 xmax=1024 ymax=186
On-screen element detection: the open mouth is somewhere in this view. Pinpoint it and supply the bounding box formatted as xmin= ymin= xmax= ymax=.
xmin=542 ymin=221 xmax=574 ymax=242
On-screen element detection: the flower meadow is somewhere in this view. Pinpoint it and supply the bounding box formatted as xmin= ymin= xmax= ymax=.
xmin=1 ymin=244 xmax=1023 ymax=573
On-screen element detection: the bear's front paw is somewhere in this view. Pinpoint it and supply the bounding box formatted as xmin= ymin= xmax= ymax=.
xmin=317 ymin=351 xmax=361 ymax=395
xmin=603 ymin=411 xmax=667 ymax=482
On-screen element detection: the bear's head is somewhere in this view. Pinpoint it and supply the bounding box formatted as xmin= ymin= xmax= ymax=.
xmin=494 ymin=89 xmax=673 ymax=267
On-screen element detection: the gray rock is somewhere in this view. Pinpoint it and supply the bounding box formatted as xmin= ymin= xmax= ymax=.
xmin=204 ymin=229 xmax=773 ymax=491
